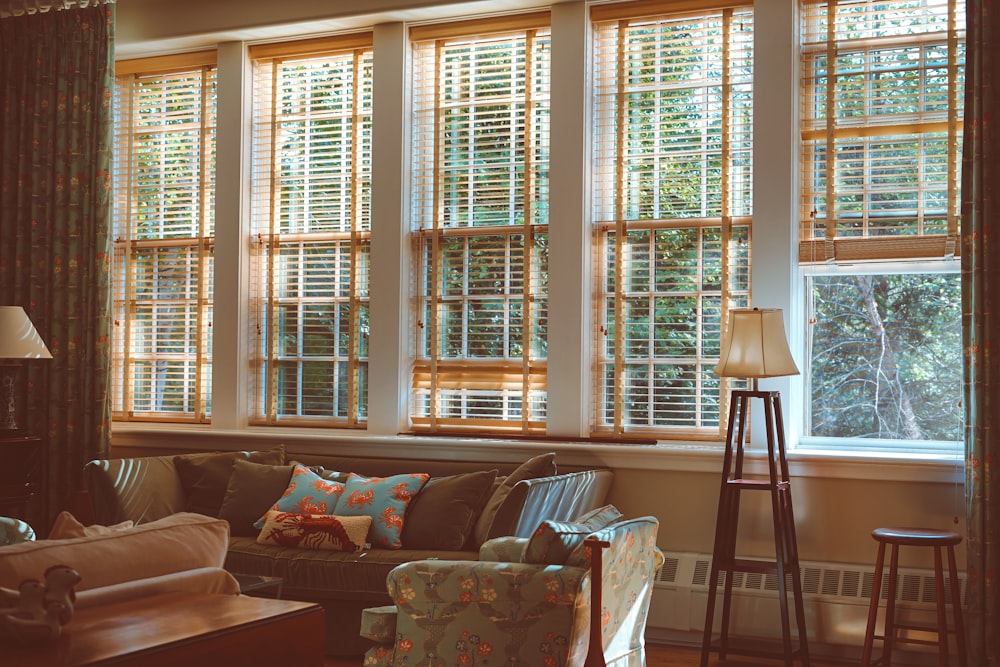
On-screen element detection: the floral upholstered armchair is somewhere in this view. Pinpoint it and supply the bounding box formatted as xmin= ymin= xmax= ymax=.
xmin=361 ymin=506 xmax=662 ymax=667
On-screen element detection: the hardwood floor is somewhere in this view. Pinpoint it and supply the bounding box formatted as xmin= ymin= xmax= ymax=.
xmin=324 ymin=642 xmax=852 ymax=666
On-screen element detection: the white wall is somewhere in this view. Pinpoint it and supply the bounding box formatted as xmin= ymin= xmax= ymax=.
xmin=112 ymin=0 xmax=967 ymax=570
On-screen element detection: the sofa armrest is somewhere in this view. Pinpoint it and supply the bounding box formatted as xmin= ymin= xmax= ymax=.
xmin=503 ymin=469 xmax=614 ymax=539
xmin=84 ymin=455 xmax=187 ymax=525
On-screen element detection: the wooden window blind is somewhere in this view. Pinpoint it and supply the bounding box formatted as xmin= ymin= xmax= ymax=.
xmin=410 ymin=17 xmax=551 ymax=435
xmin=592 ymin=3 xmax=753 ymax=439
xmin=249 ymin=35 xmax=373 ymax=427
xmin=112 ymin=54 xmax=217 ymax=423
xmin=800 ymin=0 xmax=965 ymax=263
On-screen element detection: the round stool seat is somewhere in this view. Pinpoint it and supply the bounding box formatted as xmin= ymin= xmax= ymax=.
xmin=872 ymin=527 xmax=963 ymax=547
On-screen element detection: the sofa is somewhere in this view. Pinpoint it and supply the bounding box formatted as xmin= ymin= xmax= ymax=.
xmin=81 ymin=445 xmax=613 ymax=655
xmin=359 ymin=508 xmax=662 ymax=667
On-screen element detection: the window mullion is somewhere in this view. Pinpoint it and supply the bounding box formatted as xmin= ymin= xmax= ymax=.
xmin=522 ymin=29 xmax=536 ymax=433
xmin=946 ymin=0 xmax=959 ymax=254
xmin=264 ymin=61 xmax=281 ymax=424
xmin=348 ymin=49 xmax=363 ymax=428
xmin=613 ymin=19 xmax=628 ymax=437
xmin=428 ymin=39 xmax=445 ymax=430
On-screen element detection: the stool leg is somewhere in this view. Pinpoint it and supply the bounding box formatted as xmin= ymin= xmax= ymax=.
xmin=946 ymin=545 xmax=966 ymax=667
xmin=933 ymin=546 xmax=950 ymax=667
xmin=862 ymin=541 xmax=886 ymax=667
xmin=884 ymin=544 xmax=900 ymax=666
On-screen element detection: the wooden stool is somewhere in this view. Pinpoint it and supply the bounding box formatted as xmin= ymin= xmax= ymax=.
xmin=861 ymin=527 xmax=966 ymax=667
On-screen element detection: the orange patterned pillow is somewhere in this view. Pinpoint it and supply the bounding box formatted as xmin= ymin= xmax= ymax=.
xmin=256 ymin=511 xmax=371 ymax=552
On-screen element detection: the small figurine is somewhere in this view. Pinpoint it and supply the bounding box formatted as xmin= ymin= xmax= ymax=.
xmin=42 ymin=565 xmax=81 ymax=625
xmin=0 ymin=564 xmax=80 ymax=645
xmin=0 ymin=579 xmax=46 ymax=621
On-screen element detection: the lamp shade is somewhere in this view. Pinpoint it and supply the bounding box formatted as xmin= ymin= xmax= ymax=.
xmin=715 ymin=308 xmax=798 ymax=378
xmin=0 ymin=306 xmax=52 ymax=359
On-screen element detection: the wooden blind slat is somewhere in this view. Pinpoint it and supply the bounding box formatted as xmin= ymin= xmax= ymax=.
xmin=115 ymin=50 xmax=217 ymax=76
xmin=409 ymin=11 xmax=550 ymax=42
xmin=249 ymin=32 xmax=374 ymax=60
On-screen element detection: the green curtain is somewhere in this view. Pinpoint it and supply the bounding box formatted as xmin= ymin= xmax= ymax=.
xmin=0 ymin=4 xmax=114 ymax=532
xmin=962 ymin=0 xmax=1000 ymax=664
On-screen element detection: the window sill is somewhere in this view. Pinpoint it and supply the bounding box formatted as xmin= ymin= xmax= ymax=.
xmin=110 ymin=423 xmax=965 ymax=484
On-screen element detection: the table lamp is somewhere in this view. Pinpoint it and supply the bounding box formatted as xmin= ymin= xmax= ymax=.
xmin=0 ymin=306 xmax=53 ymax=431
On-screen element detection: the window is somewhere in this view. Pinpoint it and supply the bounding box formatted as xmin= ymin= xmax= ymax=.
xmin=409 ymin=15 xmax=551 ymax=435
xmin=112 ymin=52 xmax=217 ymax=422
xmin=591 ymin=1 xmax=754 ymax=439
xmin=249 ymin=35 xmax=373 ymax=427
xmin=799 ymin=0 xmax=965 ymax=449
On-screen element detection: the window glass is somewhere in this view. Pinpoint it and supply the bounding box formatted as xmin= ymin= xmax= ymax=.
xmin=410 ymin=17 xmax=550 ymax=435
xmin=591 ymin=4 xmax=754 ymax=439
xmin=804 ymin=269 xmax=962 ymax=450
xmin=112 ymin=56 xmax=217 ymax=422
xmin=249 ymin=37 xmax=373 ymax=427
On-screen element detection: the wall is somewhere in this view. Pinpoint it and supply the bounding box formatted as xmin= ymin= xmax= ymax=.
xmin=110 ymin=0 xmax=967 ymax=572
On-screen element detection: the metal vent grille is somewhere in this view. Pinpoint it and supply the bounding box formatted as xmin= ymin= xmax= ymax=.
xmin=654 ymin=552 xmax=968 ymax=606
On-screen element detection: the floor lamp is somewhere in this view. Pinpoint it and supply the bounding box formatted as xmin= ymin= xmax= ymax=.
xmin=701 ymin=307 xmax=810 ymax=667
xmin=0 ymin=306 xmax=53 ymax=432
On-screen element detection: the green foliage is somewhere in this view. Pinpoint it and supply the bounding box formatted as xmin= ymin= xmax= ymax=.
xmin=809 ymin=272 xmax=962 ymax=441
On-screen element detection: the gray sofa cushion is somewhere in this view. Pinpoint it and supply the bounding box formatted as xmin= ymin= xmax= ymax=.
xmin=218 ymin=460 xmax=296 ymax=537
xmin=175 ymin=446 xmax=285 ymax=517
xmin=400 ymin=469 xmax=498 ymax=550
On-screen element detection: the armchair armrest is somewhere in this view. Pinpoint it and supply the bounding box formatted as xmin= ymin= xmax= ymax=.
xmin=384 ymin=559 xmax=591 ymax=666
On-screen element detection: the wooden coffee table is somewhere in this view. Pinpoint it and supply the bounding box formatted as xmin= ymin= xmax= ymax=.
xmin=5 ymin=591 xmax=325 ymax=666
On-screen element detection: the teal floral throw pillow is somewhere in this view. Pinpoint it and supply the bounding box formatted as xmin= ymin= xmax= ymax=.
xmin=254 ymin=464 xmax=346 ymax=529
xmin=335 ymin=472 xmax=430 ymax=549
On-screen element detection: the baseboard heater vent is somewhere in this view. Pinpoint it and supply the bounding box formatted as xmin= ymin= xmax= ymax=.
xmin=648 ymin=551 xmax=966 ymax=657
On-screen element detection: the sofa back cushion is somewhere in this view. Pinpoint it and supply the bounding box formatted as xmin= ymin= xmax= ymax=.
xmin=175 ymin=446 xmax=286 ymax=517
xmin=400 ymin=469 xmax=498 ymax=550
xmin=0 ymin=512 xmax=230 ymax=592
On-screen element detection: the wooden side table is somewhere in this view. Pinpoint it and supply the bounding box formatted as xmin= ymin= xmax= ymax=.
xmin=0 ymin=432 xmax=44 ymax=528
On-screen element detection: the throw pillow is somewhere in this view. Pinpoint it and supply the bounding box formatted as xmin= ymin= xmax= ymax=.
xmin=400 ymin=469 xmax=498 ymax=550
xmin=523 ymin=519 xmax=595 ymax=565
xmin=256 ymin=511 xmax=371 ymax=552
xmin=218 ymin=460 xmax=295 ymax=537
xmin=334 ymin=472 xmax=430 ymax=549
xmin=253 ymin=464 xmax=346 ymax=529
xmin=175 ymin=446 xmax=286 ymax=517
xmin=572 ymin=504 xmax=624 ymax=531
xmin=471 ymin=452 xmax=557 ymax=546
xmin=47 ymin=511 xmax=134 ymax=540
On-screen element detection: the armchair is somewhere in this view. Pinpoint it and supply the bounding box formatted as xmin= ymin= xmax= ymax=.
xmin=361 ymin=513 xmax=662 ymax=667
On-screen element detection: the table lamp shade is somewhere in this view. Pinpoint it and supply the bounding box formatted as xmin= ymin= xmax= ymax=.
xmin=0 ymin=307 xmax=52 ymax=359
xmin=715 ymin=308 xmax=798 ymax=379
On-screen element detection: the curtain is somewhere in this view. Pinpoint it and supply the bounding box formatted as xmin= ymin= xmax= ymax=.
xmin=0 ymin=3 xmax=114 ymax=532
xmin=962 ymin=0 xmax=1000 ymax=664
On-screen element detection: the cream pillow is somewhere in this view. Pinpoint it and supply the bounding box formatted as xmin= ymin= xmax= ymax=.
xmin=48 ymin=511 xmax=134 ymax=539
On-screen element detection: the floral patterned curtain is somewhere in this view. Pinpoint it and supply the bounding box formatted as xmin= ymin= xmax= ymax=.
xmin=0 ymin=3 xmax=114 ymax=532
xmin=962 ymin=0 xmax=1000 ymax=664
